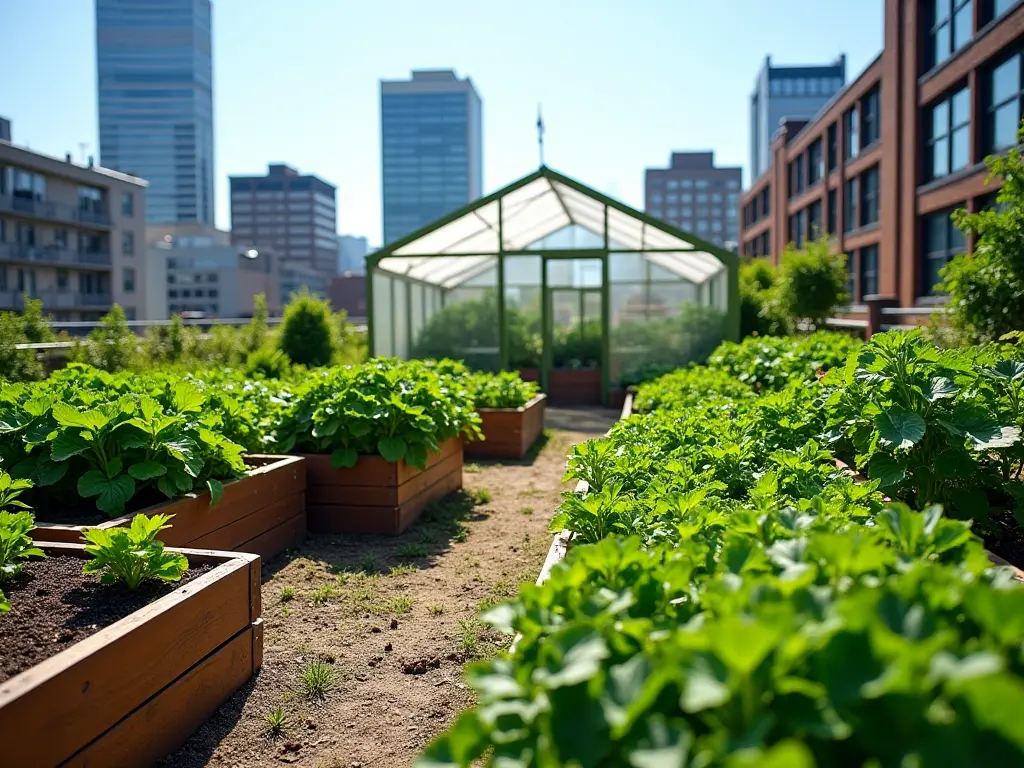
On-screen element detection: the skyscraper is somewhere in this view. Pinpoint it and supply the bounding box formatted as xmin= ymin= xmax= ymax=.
xmin=95 ymin=0 xmax=215 ymax=225
xmin=750 ymin=55 xmax=846 ymax=180
xmin=380 ymin=69 xmax=482 ymax=245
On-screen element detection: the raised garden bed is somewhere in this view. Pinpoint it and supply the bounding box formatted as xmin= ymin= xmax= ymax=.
xmin=302 ymin=437 xmax=464 ymax=535
xmin=29 ymin=455 xmax=306 ymax=561
xmin=0 ymin=542 xmax=262 ymax=767
xmin=466 ymin=394 xmax=547 ymax=460
xmin=518 ymin=367 xmax=603 ymax=406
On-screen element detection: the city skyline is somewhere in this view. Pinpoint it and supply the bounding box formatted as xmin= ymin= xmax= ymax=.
xmin=0 ymin=0 xmax=883 ymax=244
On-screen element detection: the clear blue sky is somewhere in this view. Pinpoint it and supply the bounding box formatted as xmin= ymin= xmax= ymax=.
xmin=0 ymin=0 xmax=882 ymax=245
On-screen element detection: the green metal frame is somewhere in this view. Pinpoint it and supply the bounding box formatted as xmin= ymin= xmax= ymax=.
xmin=367 ymin=165 xmax=741 ymax=400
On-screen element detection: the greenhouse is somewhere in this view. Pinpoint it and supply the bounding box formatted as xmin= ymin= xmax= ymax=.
xmin=368 ymin=166 xmax=739 ymax=405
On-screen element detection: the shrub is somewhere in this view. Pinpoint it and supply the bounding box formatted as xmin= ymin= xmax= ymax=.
xmin=0 ymin=298 xmax=55 ymax=382
xmin=739 ymin=257 xmax=787 ymax=337
xmin=74 ymin=305 xmax=138 ymax=372
xmin=246 ymin=293 xmax=269 ymax=353
xmin=941 ymin=121 xmax=1024 ymax=343
xmin=707 ymin=330 xmax=860 ymax=392
xmin=775 ymin=236 xmax=849 ymax=330
xmin=467 ymin=371 xmax=539 ymax=409
xmin=278 ymin=290 xmax=335 ymax=367
xmin=245 ymin=346 xmax=291 ymax=379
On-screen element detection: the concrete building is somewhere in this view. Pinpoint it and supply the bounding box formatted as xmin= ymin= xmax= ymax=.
xmin=751 ymin=55 xmax=847 ymax=179
xmin=230 ymin=164 xmax=337 ymax=282
xmin=740 ymin=0 xmax=1024 ymax=319
xmin=280 ymin=263 xmax=328 ymax=302
xmin=337 ymin=234 xmax=369 ymax=274
xmin=152 ymin=224 xmax=281 ymax=320
xmin=0 ymin=136 xmax=148 ymax=321
xmin=380 ymin=69 xmax=483 ymax=244
xmin=95 ymin=0 xmax=215 ymax=226
xmin=644 ymin=152 xmax=742 ymax=248
xmin=0 ymin=118 xmax=10 ymax=143
xmin=328 ymin=274 xmax=366 ymax=319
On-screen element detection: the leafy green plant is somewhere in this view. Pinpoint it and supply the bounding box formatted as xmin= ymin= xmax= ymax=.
xmin=278 ymin=289 xmax=335 ymax=367
xmin=73 ymin=305 xmax=138 ymax=372
xmin=264 ymin=706 xmax=289 ymax=737
xmin=299 ymin=659 xmax=336 ymax=701
xmin=0 ymin=298 xmax=55 ymax=383
xmin=466 ymin=371 xmax=539 ymax=409
xmin=82 ymin=513 xmax=188 ymax=589
xmin=247 ymin=293 xmax=270 ymax=353
xmin=273 ymin=358 xmax=480 ymax=469
xmin=707 ymin=330 xmax=860 ymax=393
xmin=245 ymin=346 xmax=291 ymax=379
xmin=0 ymin=471 xmax=44 ymax=612
xmin=775 ymin=236 xmax=849 ymax=329
xmin=739 ymin=257 xmax=788 ymax=337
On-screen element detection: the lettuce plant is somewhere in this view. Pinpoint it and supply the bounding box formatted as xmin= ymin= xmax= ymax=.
xmin=82 ymin=513 xmax=188 ymax=589
xmin=466 ymin=371 xmax=539 ymax=410
xmin=0 ymin=470 xmax=43 ymax=612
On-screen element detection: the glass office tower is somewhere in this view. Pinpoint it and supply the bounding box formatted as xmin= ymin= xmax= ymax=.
xmin=380 ymin=70 xmax=483 ymax=245
xmin=96 ymin=0 xmax=215 ymax=225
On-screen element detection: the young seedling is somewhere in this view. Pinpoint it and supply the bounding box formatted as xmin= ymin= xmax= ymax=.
xmin=473 ymin=488 xmax=492 ymax=505
xmin=280 ymin=586 xmax=295 ymax=603
xmin=519 ymin=506 xmax=534 ymax=516
xmin=264 ymin=706 xmax=289 ymax=737
xmin=300 ymin=659 xmax=336 ymax=701
xmin=428 ymin=604 xmax=445 ymax=615
xmin=360 ymin=554 xmax=379 ymax=574
xmin=82 ymin=513 xmax=187 ymax=589
xmin=396 ymin=540 xmax=429 ymax=559
xmin=388 ymin=563 xmax=419 ymax=576
xmin=310 ymin=583 xmax=336 ymax=605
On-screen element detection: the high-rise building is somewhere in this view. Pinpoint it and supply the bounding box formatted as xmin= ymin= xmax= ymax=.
xmin=337 ymin=234 xmax=369 ymax=274
xmin=229 ymin=163 xmax=338 ymax=281
xmin=0 ymin=139 xmax=148 ymax=320
xmin=95 ymin=0 xmax=215 ymax=225
xmin=750 ymin=55 xmax=846 ymax=180
xmin=380 ymin=69 xmax=483 ymax=245
xmin=645 ymin=152 xmax=742 ymax=249
xmin=0 ymin=117 xmax=11 ymax=143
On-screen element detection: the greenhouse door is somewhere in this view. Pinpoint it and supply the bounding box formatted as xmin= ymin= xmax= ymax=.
xmin=541 ymin=256 xmax=605 ymax=406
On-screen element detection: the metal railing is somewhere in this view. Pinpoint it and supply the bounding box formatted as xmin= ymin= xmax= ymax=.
xmin=0 ymin=291 xmax=112 ymax=311
xmin=0 ymin=242 xmax=112 ymax=267
xmin=0 ymin=194 xmax=112 ymax=227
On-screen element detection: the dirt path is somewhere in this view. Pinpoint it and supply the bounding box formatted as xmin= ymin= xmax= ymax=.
xmin=165 ymin=408 xmax=617 ymax=768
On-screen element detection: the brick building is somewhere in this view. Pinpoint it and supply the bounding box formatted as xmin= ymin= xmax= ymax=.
xmin=644 ymin=152 xmax=742 ymax=249
xmin=740 ymin=0 xmax=1024 ymax=319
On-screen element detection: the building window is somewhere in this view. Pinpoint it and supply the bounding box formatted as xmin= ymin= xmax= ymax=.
xmin=922 ymin=208 xmax=966 ymax=295
xmin=123 ymin=268 xmax=135 ymax=293
xmin=54 ymin=228 xmax=68 ymax=249
xmin=860 ymin=245 xmax=879 ymax=298
xmin=827 ymin=123 xmax=838 ymax=171
xmin=844 ymin=179 xmax=858 ymax=233
xmin=761 ymin=188 xmax=770 ymax=215
xmin=862 ymin=87 xmax=881 ymax=147
xmin=927 ymin=85 xmax=970 ymax=180
xmin=122 ymin=231 xmax=135 ymax=256
xmin=984 ymin=0 xmax=1017 ymax=24
xmin=987 ymin=52 xmax=1022 ymax=153
xmin=860 ymin=166 xmax=880 ymax=226
xmin=928 ymin=0 xmax=974 ymax=69
xmin=56 ymin=269 xmax=68 ymax=291
xmin=121 ymin=192 xmax=134 ymax=217
xmin=845 ymin=107 xmax=860 ymax=160
xmin=808 ymin=139 xmax=824 ymax=184
xmin=845 ymin=252 xmax=856 ymax=300
xmin=789 ymin=156 xmax=805 ymax=198
xmin=828 ymin=189 xmax=838 ymax=234
xmin=808 ymin=199 xmax=823 ymax=238
xmin=789 ymin=211 xmax=805 ymax=248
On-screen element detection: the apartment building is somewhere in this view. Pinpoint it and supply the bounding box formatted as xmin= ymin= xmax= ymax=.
xmin=644 ymin=152 xmax=742 ymax=248
xmin=0 ymin=136 xmax=147 ymax=321
xmin=741 ymin=0 xmax=1024 ymax=315
xmin=230 ymin=164 xmax=338 ymax=281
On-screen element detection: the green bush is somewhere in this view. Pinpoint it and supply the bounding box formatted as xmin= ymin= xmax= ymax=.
xmin=245 ymin=346 xmax=292 ymax=379
xmin=466 ymin=371 xmax=539 ymax=409
xmin=775 ymin=236 xmax=849 ymax=330
xmin=246 ymin=293 xmax=269 ymax=353
xmin=0 ymin=298 xmax=55 ymax=382
xmin=739 ymin=257 xmax=788 ymax=337
xmin=278 ymin=289 xmax=335 ymax=367
xmin=73 ymin=305 xmax=138 ymax=372
xmin=707 ymin=330 xmax=860 ymax=392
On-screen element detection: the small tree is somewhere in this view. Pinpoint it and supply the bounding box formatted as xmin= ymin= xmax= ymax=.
xmin=739 ymin=258 xmax=787 ymax=337
xmin=77 ymin=305 xmax=137 ymax=372
xmin=941 ymin=121 xmax=1024 ymax=343
xmin=775 ymin=236 xmax=848 ymax=330
xmin=278 ymin=290 xmax=335 ymax=367
xmin=21 ymin=298 xmax=54 ymax=346
xmin=246 ymin=293 xmax=269 ymax=353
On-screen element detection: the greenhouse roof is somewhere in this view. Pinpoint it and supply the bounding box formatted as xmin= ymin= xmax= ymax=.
xmin=370 ymin=166 xmax=736 ymax=290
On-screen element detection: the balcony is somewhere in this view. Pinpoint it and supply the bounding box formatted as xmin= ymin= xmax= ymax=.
xmin=0 ymin=243 xmax=112 ymax=267
xmin=0 ymin=194 xmax=112 ymax=229
xmin=0 ymin=290 xmax=112 ymax=311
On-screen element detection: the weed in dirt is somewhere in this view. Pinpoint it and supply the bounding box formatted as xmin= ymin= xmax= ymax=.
xmin=453 ymin=526 xmax=469 ymax=543
xmin=280 ymin=587 xmax=295 ymax=603
xmin=397 ymin=540 xmax=429 ymax=559
xmin=389 ymin=563 xmax=419 ymax=576
xmin=457 ymin=618 xmax=488 ymax=658
xmin=491 ymin=578 xmax=517 ymax=598
xmin=473 ymin=488 xmax=492 ymax=505
xmin=382 ymin=595 xmax=415 ymax=615
xmin=310 ymin=583 xmax=336 ymax=605
xmin=360 ymin=554 xmax=379 ymax=574
xmin=428 ymin=604 xmax=445 ymax=615
xmin=519 ymin=506 xmax=534 ymax=515
xmin=518 ymin=486 xmax=544 ymax=498
xmin=264 ymin=706 xmax=289 ymax=737
xmin=334 ymin=572 xmax=349 ymax=587
xmin=300 ymin=659 xmax=335 ymax=701
xmin=477 ymin=596 xmax=500 ymax=612
xmin=465 ymin=463 xmax=482 ymax=473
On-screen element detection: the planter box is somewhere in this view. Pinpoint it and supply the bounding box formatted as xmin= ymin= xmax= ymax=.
xmin=517 ymin=367 xmax=602 ymax=406
xmin=302 ymin=437 xmax=463 ymax=535
xmin=30 ymin=455 xmax=306 ymax=561
xmin=467 ymin=394 xmax=547 ymax=460
xmin=0 ymin=542 xmax=262 ymax=767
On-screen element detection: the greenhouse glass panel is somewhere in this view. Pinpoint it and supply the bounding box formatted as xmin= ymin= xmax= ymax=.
xmin=373 ymin=272 xmax=393 ymax=357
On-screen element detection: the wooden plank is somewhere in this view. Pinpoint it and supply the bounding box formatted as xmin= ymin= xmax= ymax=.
xmin=308 ymin=450 xmax=462 ymax=507
xmin=30 ymin=455 xmax=306 ymax=547
xmin=467 ymin=395 xmax=547 ymax=460
xmin=64 ymin=626 xmax=257 ymax=768
xmin=186 ymin=492 xmax=304 ymax=555
xmin=0 ymin=544 xmax=257 ymax=768
xmin=396 ymin=465 xmax=463 ymax=533
xmin=299 ymin=438 xmax=460 ymax=488
xmin=235 ymin=510 xmax=307 ymax=564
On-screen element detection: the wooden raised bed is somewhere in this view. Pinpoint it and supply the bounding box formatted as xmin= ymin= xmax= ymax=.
xmin=0 ymin=542 xmax=262 ymax=767
xmin=30 ymin=455 xmax=306 ymax=561
xmin=466 ymin=393 xmax=547 ymax=460
xmin=302 ymin=437 xmax=463 ymax=535
xmin=517 ymin=367 xmax=603 ymax=406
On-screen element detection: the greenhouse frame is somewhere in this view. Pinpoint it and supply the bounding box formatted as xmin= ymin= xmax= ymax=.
xmin=368 ymin=166 xmax=740 ymax=406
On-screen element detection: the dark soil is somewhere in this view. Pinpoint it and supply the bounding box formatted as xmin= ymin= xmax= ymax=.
xmin=983 ymin=510 xmax=1024 ymax=570
xmin=0 ymin=554 xmax=212 ymax=684
xmin=29 ymin=486 xmax=175 ymax=526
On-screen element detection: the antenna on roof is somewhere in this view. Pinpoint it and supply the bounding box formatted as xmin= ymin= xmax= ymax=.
xmin=536 ymin=104 xmax=545 ymax=167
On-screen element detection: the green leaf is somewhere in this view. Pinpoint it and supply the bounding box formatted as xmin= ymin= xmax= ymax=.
xmin=681 ymin=657 xmax=730 ymax=712
xmin=171 ymin=382 xmax=205 ymax=413
xmin=128 ymin=461 xmax=167 ymax=480
xmin=330 ymin=446 xmax=359 ymax=469
xmin=51 ymin=402 xmax=109 ymax=431
xmin=77 ymin=471 xmax=136 ymax=516
xmin=405 ymin=442 xmax=428 ymax=469
xmin=867 ymin=455 xmax=907 ymax=487
xmin=874 ymin=406 xmax=926 ymax=450
xmin=925 ymin=376 xmax=957 ymax=401
xmin=50 ymin=431 xmax=89 ymax=462
xmin=206 ymin=478 xmax=224 ymax=507
xmin=378 ymin=436 xmax=408 ymax=463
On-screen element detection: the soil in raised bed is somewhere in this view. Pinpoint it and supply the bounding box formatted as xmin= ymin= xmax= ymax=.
xmin=162 ymin=407 xmax=620 ymax=768
xmin=983 ymin=510 xmax=1024 ymax=569
xmin=0 ymin=554 xmax=212 ymax=684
